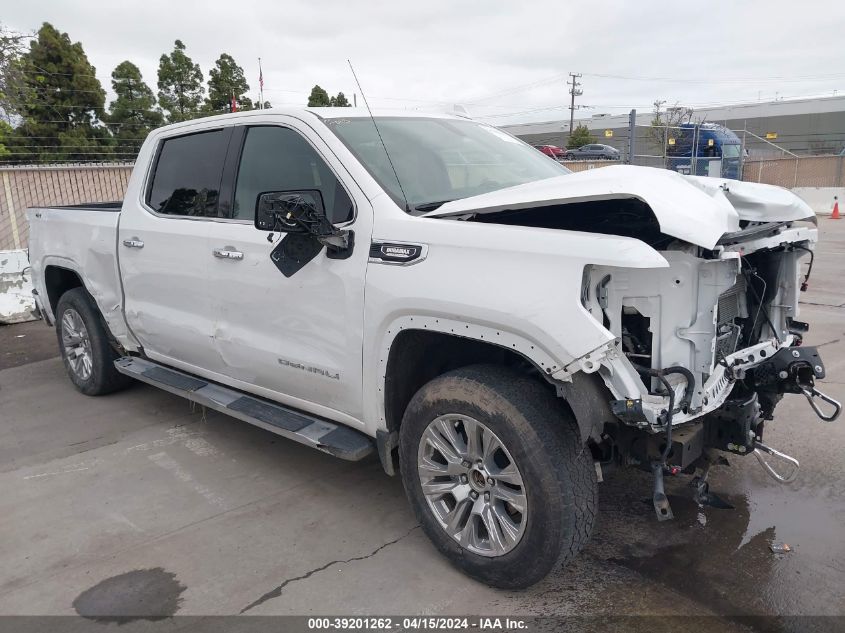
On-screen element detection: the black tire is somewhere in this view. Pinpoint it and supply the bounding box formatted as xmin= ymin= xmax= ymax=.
xmin=399 ymin=365 xmax=597 ymax=589
xmin=55 ymin=287 xmax=133 ymax=396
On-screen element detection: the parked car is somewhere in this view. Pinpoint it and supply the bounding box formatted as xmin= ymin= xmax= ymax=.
xmin=533 ymin=144 xmax=566 ymax=160
xmin=564 ymin=143 xmax=620 ymax=160
xmin=26 ymin=108 xmax=838 ymax=590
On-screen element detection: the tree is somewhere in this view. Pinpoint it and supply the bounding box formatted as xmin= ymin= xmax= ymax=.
xmin=205 ymin=53 xmax=253 ymax=113
xmin=0 ymin=24 xmax=32 ymax=124
xmin=307 ymin=85 xmax=331 ymax=107
xmin=157 ymin=40 xmax=203 ymax=122
xmin=566 ymin=124 xmax=595 ymax=149
xmin=309 ymin=86 xmax=350 ymax=107
xmin=648 ymin=99 xmax=694 ymax=150
xmin=0 ymin=119 xmax=12 ymax=159
xmin=9 ymin=22 xmax=112 ymax=163
xmin=329 ymin=92 xmax=351 ymax=107
xmin=106 ymin=61 xmax=162 ymax=156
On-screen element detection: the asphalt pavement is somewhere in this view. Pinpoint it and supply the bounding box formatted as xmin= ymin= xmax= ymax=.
xmin=1 ymin=219 xmax=843 ymax=632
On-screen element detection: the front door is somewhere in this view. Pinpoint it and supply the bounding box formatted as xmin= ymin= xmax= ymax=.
xmin=205 ymin=121 xmax=372 ymax=424
xmin=119 ymin=126 xmax=232 ymax=372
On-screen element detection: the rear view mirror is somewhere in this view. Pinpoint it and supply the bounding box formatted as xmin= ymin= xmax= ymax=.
xmin=255 ymin=190 xmax=326 ymax=232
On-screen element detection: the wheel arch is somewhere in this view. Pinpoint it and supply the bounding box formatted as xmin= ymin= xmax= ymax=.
xmin=47 ymin=264 xmax=127 ymax=357
xmin=375 ymin=318 xmax=570 ymax=475
xmin=44 ymin=264 xmax=85 ymax=316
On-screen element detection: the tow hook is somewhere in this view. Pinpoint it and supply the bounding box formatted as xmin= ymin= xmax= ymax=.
xmin=800 ymin=386 xmax=842 ymax=422
xmin=753 ymin=440 xmax=800 ymax=483
xmin=749 ymin=345 xmax=842 ymax=422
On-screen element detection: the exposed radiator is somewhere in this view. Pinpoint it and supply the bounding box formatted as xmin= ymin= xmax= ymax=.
xmin=715 ymin=277 xmax=746 ymax=361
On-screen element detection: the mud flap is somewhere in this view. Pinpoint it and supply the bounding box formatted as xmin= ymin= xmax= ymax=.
xmin=557 ymin=372 xmax=614 ymax=443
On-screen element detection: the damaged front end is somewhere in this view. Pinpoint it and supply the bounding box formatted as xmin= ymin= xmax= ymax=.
xmin=578 ymin=221 xmax=840 ymax=518
xmin=427 ymin=167 xmax=840 ymax=519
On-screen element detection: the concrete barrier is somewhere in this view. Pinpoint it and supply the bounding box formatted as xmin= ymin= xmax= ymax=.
xmin=0 ymin=249 xmax=36 ymax=324
xmin=792 ymin=187 xmax=845 ymax=216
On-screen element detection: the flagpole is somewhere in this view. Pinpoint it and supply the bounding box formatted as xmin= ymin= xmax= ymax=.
xmin=258 ymin=57 xmax=264 ymax=109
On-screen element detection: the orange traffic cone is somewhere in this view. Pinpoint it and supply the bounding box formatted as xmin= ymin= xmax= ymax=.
xmin=832 ymin=196 xmax=841 ymax=220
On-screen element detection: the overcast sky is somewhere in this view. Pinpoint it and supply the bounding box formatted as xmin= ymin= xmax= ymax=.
xmin=5 ymin=0 xmax=845 ymax=125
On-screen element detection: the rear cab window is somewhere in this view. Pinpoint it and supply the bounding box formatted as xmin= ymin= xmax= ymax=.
xmin=146 ymin=128 xmax=232 ymax=217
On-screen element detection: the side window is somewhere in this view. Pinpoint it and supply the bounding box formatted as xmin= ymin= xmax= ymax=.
xmin=233 ymin=126 xmax=354 ymax=224
xmin=147 ymin=129 xmax=230 ymax=217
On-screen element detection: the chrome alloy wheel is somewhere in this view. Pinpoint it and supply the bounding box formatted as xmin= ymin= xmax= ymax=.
xmin=417 ymin=414 xmax=528 ymax=557
xmin=61 ymin=308 xmax=93 ymax=381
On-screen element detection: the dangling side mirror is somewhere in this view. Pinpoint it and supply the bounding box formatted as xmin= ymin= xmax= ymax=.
xmin=256 ymin=190 xmax=354 ymax=277
xmin=254 ymin=189 xmax=325 ymax=232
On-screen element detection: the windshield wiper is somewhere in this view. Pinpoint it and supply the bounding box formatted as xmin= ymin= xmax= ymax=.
xmin=412 ymin=200 xmax=454 ymax=213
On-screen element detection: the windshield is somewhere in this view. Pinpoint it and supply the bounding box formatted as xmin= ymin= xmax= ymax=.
xmin=324 ymin=116 xmax=570 ymax=211
xmin=721 ymin=143 xmax=741 ymax=158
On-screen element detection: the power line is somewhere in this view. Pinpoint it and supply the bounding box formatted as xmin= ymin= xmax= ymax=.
xmin=582 ymin=71 xmax=845 ymax=84
xmin=462 ymin=73 xmax=568 ymax=104
xmin=474 ymin=90 xmax=845 ymax=122
xmin=4 ymin=144 xmax=143 ymax=149
xmin=0 ymin=152 xmax=139 ymax=156
xmin=475 ymin=105 xmax=570 ymax=119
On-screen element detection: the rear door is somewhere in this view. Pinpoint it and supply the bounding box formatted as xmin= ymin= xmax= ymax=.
xmin=204 ymin=119 xmax=372 ymax=423
xmin=119 ymin=126 xmax=232 ymax=372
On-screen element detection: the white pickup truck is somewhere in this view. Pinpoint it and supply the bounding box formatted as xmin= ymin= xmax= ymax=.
xmin=26 ymin=108 xmax=840 ymax=589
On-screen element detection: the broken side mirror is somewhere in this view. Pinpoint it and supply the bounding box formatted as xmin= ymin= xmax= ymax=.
xmin=255 ymin=189 xmax=325 ymax=232
xmin=256 ymin=190 xmax=354 ymax=278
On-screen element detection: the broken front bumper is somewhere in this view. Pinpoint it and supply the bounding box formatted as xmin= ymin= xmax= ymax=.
xmin=563 ymin=336 xmax=806 ymax=430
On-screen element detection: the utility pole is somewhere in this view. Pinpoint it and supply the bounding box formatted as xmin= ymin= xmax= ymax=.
xmin=258 ymin=57 xmax=264 ymax=109
xmin=627 ymin=109 xmax=637 ymax=164
xmin=567 ymin=73 xmax=582 ymax=133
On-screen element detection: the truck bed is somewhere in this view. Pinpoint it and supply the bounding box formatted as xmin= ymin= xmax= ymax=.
xmin=26 ymin=203 xmax=131 ymax=344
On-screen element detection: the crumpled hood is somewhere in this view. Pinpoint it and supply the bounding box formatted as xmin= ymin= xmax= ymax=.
xmin=682 ymin=174 xmax=816 ymax=224
xmin=424 ymin=165 xmax=814 ymax=249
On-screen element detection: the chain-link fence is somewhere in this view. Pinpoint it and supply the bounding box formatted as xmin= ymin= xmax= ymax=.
xmin=741 ymin=155 xmax=845 ymax=188
xmin=555 ymin=122 xmax=845 ymax=187
xmin=0 ymin=163 xmax=133 ymax=251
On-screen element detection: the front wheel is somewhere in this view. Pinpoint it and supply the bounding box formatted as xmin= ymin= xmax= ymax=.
xmin=399 ymin=365 xmax=597 ymax=589
xmin=55 ymin=288 xmax=133 ymax=396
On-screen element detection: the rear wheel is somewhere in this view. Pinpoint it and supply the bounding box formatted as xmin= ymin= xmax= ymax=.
xmin=55 ymin=288 xmax=132 ymax=396
xmin=399 ymin=365 xmax=597 ymax=589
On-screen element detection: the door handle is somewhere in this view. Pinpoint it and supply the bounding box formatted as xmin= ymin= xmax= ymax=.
xmin=213 ymin=247 xmax=244 ymax=260
xmin=123 ymin=238 xmax=144 ymax=248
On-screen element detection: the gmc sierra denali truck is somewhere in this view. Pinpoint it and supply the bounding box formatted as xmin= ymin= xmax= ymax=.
xmin=26 ymin=108 xmax=840 ymax=589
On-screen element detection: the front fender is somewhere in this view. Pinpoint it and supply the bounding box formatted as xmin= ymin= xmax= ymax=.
xmin=361 ymin=212 xmax=668 ymax=429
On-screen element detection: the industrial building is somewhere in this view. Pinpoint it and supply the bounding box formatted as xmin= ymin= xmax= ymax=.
xmin=501 ymin=94 xmax=845 ymax=157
